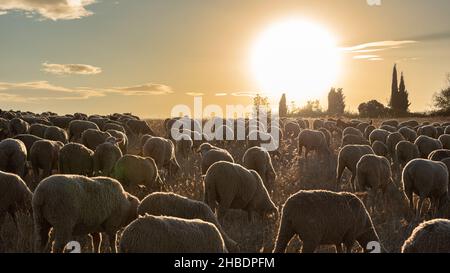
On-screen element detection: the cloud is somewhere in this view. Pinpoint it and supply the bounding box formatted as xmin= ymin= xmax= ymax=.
xmin=111 ymin=83 xmax=173 ymax=96
xmin=231 ymin=92 xmax=260 ymax=97
xmin=185 ymin=92 xmax=204 ymax=96
xmin=215 ymin=93 xmax=227 ymax=96
xmin=342 ymin=40 xmax=417 ymax=52
xmin=352 ymin=55 xmax=383 ymax=61
xmin=0 ymin=0 xmax=96 ymax=20
xmin=0 ymin=81 xmax=104 ymax=102
xmin=42 ymin=62 xmax=102 ymax=75
xmin=0 ymin=81 xmax=174 ymax=103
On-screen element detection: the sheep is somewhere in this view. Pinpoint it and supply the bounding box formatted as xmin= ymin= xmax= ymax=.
xmin=398 ymin=126 xmax=417 ymax=142
xmin=284 ymin=122 xmax=301 ymax=138
xmin=103 ymin=122 xmax=125 ymax=134
xmin=356 ymin=122 xmax=370 ymax=134
xmin=436 ymin=126 xmax=445 ymax=138
xmin=417 ymin=125 xmax=437 ymax=138
xmin=297 ymin=129 xmax=330 ymax=161
xmin=381 ymin=119 xmax=399 ymax=128
xmin=137 ymin=192 xmax=238 ymax=252
xmin=0 ymin=118 xmax=10 ymax=140
xmin=380 ymin=125 xmax=397 ymax=133
xmin=386 ymin=132 xmax=405 ymax=160
xmin=126 ymin=119 xmax=154 ymax=136
xmin=369 ymin=129 xmax=390 ymax=145
xmin=119 ymin=215 xmax=227 ymax=253
xmin=356 ymin=154 xmax=404 ymax=213
xmin=43 ymin=126 xmax=68 ymax=144
xmin=81 ymin=129 xmax=112 ymax=151
xmin=198 ymin=143 xmax=234 ymax=175
xmin=438 ymin=134 xmax=450 ymax=149
xmin=32 ymin=175 xmax=140 ymax=253
xmin=402 ymin=159 xmax=449 ymax=218
xmin=93 ymin=138 xmax=123 ymax=177
xmin=343 ymin=127 xmax=364 ymax=138
xmin=175 ymin=134 xmax=193 ymax=160
xmin=106 ymin=129 xmax=128 ymax=154
xmin=29 ymin=123 xmax=49 ymax=138
xmin=48 ymin=116 xmax=73 ymax=129
xmin=428 ymin=149 xmax=450 ymax=162
xmin=273 ymin=190 xmax=380 ymax=253
xmin=242 ymin=146 xmax=276 ymax=192
xmin=142 ymin=137 xmax=180 ymax=177
xmin=341 ymin=134 xmax=370 ymax=147
xmin=395 ymin=140 xmax=420 ymax=171
xmin=399 ymin=120 xmax=419 ymax=128
xmin=318 ymin=128 xmax=332 ymax=148
xmin=0 ymin=171 xmax=32 ymax=226
xmin=9 ymin=118 xmax=29 ymax=136
xmin=30 ymin=140 xmax=64 ymax=183
xmin=336 ymin=145 xmax=374 ymax=192
xmin=68 ymin=120 xmax=99 ymax=142
xmin=113 ymin=154 xmax=164 ymax=193
xmin=364 ymin=125 xmax=375 ymax=140
xmin=204 ymin=161 xmax=277 ymax=221
xmin=401 ymin=219 xmax=450 ymax=253
xmin=414 ymin=135 xmax=443 ymax=158
xmin=312 ymin=119 xmax=324 ymax=130
xmin=0 ymin=138 xmax=27 ymax=178
xmin=59 ymin=143 xmax=94 ymax=176
xmin=445 ymin=126 xmax=450 ymax=134
xmin=372 ymin=140 xmax=388 ymax=157
xmin=13 ymin=134 xmax=43 ymax=159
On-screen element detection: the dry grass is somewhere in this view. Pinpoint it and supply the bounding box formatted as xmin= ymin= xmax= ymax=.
xmin=1 ymin=117 xmax=447 ymax=253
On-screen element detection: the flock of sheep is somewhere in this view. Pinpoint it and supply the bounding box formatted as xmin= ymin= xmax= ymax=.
xmin=0 ymin=109 xmax=450 ymax=253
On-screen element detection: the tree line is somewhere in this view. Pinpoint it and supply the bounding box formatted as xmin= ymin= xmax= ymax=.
xmin=276 ymin=64 xmax=450 ymax=118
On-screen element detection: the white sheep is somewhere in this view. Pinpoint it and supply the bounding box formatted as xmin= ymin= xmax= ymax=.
xmin=32 ymin=175 xmax=140 ymax=253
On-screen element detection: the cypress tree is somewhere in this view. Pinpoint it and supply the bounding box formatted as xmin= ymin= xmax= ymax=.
xmin=279 ymin=93 xmax=288 ymax=117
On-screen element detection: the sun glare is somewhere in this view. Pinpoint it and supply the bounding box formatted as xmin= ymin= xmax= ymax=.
xmin=250 ymin=18 xmax=341 ymax=104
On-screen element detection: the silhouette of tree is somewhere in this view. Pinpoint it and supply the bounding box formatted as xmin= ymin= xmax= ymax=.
xmin=278 ymin=93 xmax=288 ymax=117
xmin=398 ymin=72 xmax=411 ymax=113
xmin=327 ymin=87 xmax=345 ymax=115
xmin=433 ymin=74 xmax=450 ymax=113
xmin=389 ymin=64 xmax=399 ymax=110
xmin=358 ymin=100 xmax=387 ymax=118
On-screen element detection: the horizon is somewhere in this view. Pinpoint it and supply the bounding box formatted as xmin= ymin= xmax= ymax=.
xmin=1 ymin=0 xmax=450 ymax=117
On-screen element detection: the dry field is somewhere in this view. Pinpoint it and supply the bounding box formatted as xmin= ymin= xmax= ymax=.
xmin=0 ymin=117 xmax=448 ymax=253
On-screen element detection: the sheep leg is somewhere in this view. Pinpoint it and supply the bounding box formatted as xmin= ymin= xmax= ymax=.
xmin=273 ymin=218 xmax=295 ymax=253
xmin=301 ymin=239 xmax=318 ymax=253
xmin=52 ymin=228 xmax=72 ymax=253
xmin=335 ymin=243 xmax=344 ymax=253
xmin=416 ymin=198 xmax=424 ymax=219
xmin=350 ymin=174 xmax=356 ymax=192
xmin=91 ymin=233 xmax=102 ymax=253
xmin=336 ymin=164 xmax=345 ymax=190
xmin=33 ymin=218 xmax=51 ymax=253
xmin=107 ymin=232 xmax=117 ymax=253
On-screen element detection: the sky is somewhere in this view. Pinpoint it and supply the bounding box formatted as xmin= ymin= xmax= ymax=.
xmin=0 ymin=0 xmax=449 ymax=118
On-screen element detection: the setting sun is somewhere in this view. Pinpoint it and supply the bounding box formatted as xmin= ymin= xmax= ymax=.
xmin=250 ymin=18 xmax=341 ymax=104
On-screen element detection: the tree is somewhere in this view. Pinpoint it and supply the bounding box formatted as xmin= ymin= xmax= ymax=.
xmin=433 ymin=74 xmax=450 ymax=113
xmin=253 ymin=94 xmax=271 ymax=118
xmin=397 ymin=72 xmax=411 ymax=113
xmin=327 ymin=87 xmax=345 ymax=115
xmin=389 ymin=64 xmax=399 ymax=110
xmin=358 ymin=100 xmax=387 ymax=118
xmin=278 ymin=93 xmax=288 ymax=117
